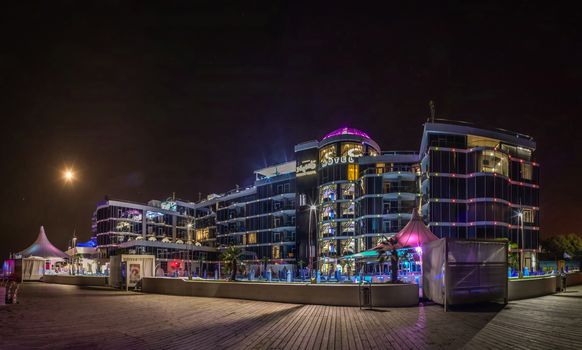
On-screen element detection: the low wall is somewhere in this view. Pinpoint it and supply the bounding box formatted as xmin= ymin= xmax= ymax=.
xmin=142 ymin=278 xmax=418 ymax=307
xmin=41 ymin=275 xmax=108 ymax=286
xmin=508 ymin=276 xmax=556 ymax=300
xmin=566 ymin=272 xmax=582 ymax=286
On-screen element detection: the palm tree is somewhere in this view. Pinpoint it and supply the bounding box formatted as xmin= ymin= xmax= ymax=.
xmin=220 ymin=246 xmax=243 ymax=281
xmin=345 ymin=260 xmax=353 ymax=280
xmin=297 ymin=259 xmax=306 ymax=281
xmin=261 ymin=256 xmax=270 ymax=278
xmin=377 ymin=237 xmax=399 ymax=283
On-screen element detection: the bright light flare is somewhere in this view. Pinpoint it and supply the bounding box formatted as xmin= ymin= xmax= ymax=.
xmin=63 ymin=168 xmax=75 ymax=183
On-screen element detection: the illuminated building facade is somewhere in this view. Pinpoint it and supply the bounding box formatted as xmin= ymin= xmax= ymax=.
xmin=94 ymin=198 xmax=214 ymax=274
xmin=194 ymin=162 xmax=297 ymax=265
xmin=419 ymin=121 xmax=540 ymax=268
xmin=294 ymin=128 xmax=421 ymax=272
xmin=96 ymin=121 xmax=540 ymax=272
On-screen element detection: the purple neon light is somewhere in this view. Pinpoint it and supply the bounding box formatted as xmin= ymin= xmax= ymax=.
xmin=323 ymin=127 xmax=371 ymax=140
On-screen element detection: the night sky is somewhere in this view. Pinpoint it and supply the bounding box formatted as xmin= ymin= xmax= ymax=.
xmin=1 ymin=2 xmax=580 ymax=259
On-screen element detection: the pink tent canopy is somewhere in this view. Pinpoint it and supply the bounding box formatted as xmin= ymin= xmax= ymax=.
xmin=373 ymin=210 xmax=438 ymax=251
xmin=393 ymin=210 xmax=438 ymax=248
xmin=18 ymin=226 xmax=68 ymax=259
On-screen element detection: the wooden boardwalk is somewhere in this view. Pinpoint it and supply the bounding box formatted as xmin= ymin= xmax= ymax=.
xmin=0 ymin=282 xmax=581 ymax=349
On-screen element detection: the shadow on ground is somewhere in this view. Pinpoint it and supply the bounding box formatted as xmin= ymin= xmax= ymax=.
xmin=142 ymin=304 xmax=306 ymax=349
xmin=445 ymin=302 xmax=507 ymax=313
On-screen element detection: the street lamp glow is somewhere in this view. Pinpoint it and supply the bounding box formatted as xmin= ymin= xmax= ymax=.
xmin=63 ymin=169 xmax=75 ymax=183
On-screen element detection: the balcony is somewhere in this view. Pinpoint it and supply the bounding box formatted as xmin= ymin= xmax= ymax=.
xmin=272 ymin=209 xmax=296 ymax=216
xmin=382 ymin=192 xmax=417 ymax=201
xmin=272 ymin=225 xmax=296 ymax=233
xmin=384 ymin=206 xmax=416 ymax=215
xmin=382 ymin=171 xmax=416 ymax=181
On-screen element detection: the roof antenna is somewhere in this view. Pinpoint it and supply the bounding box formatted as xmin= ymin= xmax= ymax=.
xmin=429 ymin=100 xmax=436 ymax=123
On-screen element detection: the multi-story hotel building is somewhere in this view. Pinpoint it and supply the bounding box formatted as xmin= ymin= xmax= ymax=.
xmin=94 ymin=198 xmax=215 ymax=275
xmin=419 ymin=121 xmax=540 ymax=268
xmin=95 ymin=120 xmax=540 ymax=273
xmin=293 ymin=129 xmax=421 ymax=273
xmin=193 ymin=162 xmax=297 ymax=265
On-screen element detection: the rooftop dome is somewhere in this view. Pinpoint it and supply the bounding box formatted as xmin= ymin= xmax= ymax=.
xmin=322 ymin=127 xmax=371 ymax=140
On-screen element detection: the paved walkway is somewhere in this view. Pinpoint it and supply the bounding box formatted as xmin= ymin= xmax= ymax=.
xmin=0 ymin=283 xmax=580 ymax=349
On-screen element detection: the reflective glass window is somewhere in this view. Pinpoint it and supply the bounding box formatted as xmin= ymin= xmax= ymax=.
xmin=341 ymin=142 xmax=364 ymax=158
xmin=521 ymin=163 xmax=532 ymax=180
xmin=347 ymin=164 xmax=359 ymax=181
xmin=319 ymin=144 xmax=336 ymax=163
xmin=479 ymin=150 xmax=508 ymax=176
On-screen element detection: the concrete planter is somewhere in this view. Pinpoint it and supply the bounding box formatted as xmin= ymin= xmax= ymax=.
xmin=566 ymin=272 xmax=582 ymax=286
xmin=507 ymin=272 xmax=582 ymax=300
xmin=508 ymin=276 xmax=556 ymax=300
xmin=41 ymin=275 xmax=108 ymax=286
xmin=142 ymin=278 xmax=419 ymax=307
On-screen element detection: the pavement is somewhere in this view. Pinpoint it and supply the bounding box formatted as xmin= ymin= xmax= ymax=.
xmin=0 ymin=282 xmax=581 ymax=349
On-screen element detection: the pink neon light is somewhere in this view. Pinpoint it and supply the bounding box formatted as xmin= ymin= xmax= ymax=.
xmin=431 ymin=172 xmax=539 ymax=188
xmin=323 ymin=127 xmax=371 ymax=140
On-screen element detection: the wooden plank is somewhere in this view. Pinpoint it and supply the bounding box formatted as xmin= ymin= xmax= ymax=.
xmin=2 ymin=282 xmax=581 ymax=350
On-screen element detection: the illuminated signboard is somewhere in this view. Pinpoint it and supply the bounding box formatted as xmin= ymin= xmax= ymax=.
xmin=321 ymin=156 xmax=355 ymax=168
xmin=146 ymin=211 xmax=164 ymax=219
xmin=161 ymin=201 xmax=177 ymax=211
xmin=320 ymin=143 xmax=365 ymax=168
xmin=341 ymin=143 xmax=364 ymax=158
xmin=296 ymin=159 xmax=317 ymax=177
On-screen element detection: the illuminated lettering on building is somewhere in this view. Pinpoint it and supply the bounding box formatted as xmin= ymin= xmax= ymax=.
xmin=161 ymin=201 xmax=177 ymax=211
xmin=347 ymin=148 xmax=363 ymax=158
xmin=321 ymin=156 xmax=355 ymax=168
xmin=297 ymin=159 xmax=317 ymax=177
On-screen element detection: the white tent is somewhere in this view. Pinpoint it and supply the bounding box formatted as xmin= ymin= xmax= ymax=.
xmin=21 ymin=257 xmax=46 ymax=281
xmin=18 ymin=226 xmax=68 ymax=259
xmin=16 ymin=226 xmax=68 ymax=281
xmin=422 ymin=238 xmax=508 ymax=310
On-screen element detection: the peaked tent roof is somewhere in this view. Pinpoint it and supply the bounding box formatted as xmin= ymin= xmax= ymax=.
xmin=393 ymin=210 xmax=439 ymax=249
xmin=370 ymin=210 xmax=439 ymax=252
xmin=18 ymin=226 xmax=68 ymax=259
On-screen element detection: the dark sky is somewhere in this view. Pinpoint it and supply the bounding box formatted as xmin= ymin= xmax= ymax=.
xmin=1 ymin=1 xmax=581 ymax=259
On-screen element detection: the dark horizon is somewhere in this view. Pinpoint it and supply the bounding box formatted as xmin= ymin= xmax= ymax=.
xmin=1 ymin=2 xmax=581 ymax=259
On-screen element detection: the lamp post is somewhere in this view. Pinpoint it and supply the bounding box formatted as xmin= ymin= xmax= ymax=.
xmin=308 ymin=205 xmax=317 ymax=278
xmin=187 ymin=223 xmax=193 ymax=279
xmin=62 ymin=168 xmax=77 ymax=275
xmin=518 ymin=212 xmax=525 ymax=279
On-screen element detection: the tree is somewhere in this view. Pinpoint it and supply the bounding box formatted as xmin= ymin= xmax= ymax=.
xmin=220 ymin=246 xmax=243 ymax=281
xmin=508 ymin=243 xmax=519 ymax=270
xmin=345 ymin=260 xmax=353 ymax=280
xmin=542 ymin=234 xmax=582 ymax=260
xmin=261 ymin=256 xmax=270 ymax=278
xmin=297 ymin=259 xmax=305 ymax=270
xmin=377 ymin=237 xmax=399 ymax=283
xmin=297 ymin=259 xmax=306 ymax=280
xmin=390 ymin=249 xmax=399 ymax=283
